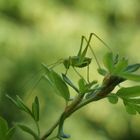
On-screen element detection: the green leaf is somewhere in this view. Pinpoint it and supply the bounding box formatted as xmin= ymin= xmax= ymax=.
xmin=51 ymin=71 xmax=70 ymax=101
xmin=6 ymin=95 xmax=32 ymax=117
xmin=126 ymin=98 xmax=140 ymax=104
xmin=117 ymin=86 xmax=140 ymax=98
xmin=125 ymin=104 xmax=137 ymax=115
xmin=62 ymin=74 xmax=79 ymax=93
xmin=78 ymin=78 xmax=85 ymax=93
xmin=113 ymin=54 xmax=119 ymax=65
xmin=32 ymin=96 xmax=40 ymax=121
xmin=6 ymin=127 xmax=15 ymax=140
xmin=6 ymin=94 xmax=21 ymax=109
xmin=113 ymin=58 xmax=128 ymax=74
xmin=107 ymin=94 xmax=118 ymax=104
xmin=16 ymin=96 xmax=33 ymax=116
xmin=18 ymin=124 xmax=39 ymax=140
xmin=119 ymin=73 xmax=140 ymax=82
xmin=133 ymin=104 xmax=140 ymax=113
xmin=86 ymin=80 xmax=97 ymax=89
xmin=103 ymin=52 xmax=114 ymax=72
xmin=122 ymin=98 xmax=140 ymax=115
xmin=0 ymin=116 xmax=8 ymax=140
xmin=42 ymin=64 xmax=54 ymax=85
xmin=97 ymin=68 xmax=107 ymax=76
xmin=43 ymin=65 xmax=70 ymax=101
xmin=124 ymin=63 xmax=140 ymax=73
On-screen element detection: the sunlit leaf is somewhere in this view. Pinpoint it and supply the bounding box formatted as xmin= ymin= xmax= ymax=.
xmin=51 ymin=71 xmax=70 ymax=101
xmin=119 ymin=73 xmax=140 ymax=82
xmin=124 ymin=63 xmax=140 ymax=73
xmin=126 ymin=98 xmax=140 ymax=104
xmin=113 ymin=58 xmax=128 ymax=74
xmin=125 ymin=104 xmax=137 ymax=115
xmin=97 ymin=68 xmax=107 ymax=76
xmin=78 ymin=78 xmax=85 ymax=93
xmin=121 ymin=97 xmax=140 ymax=115
xmin=43 ymin=65 xmax=70 ymax=101
xmin=117 ymin=86 xmax=140 ymax=98
xmin=133 ymin=104 xmax=140 ymax=114
xmin=103 ymin=52 xmax=114 ymax=72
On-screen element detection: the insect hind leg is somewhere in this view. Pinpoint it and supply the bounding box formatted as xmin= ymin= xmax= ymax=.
xmin=89 ymin=33 xmax=113 ymax=52
xmin=82 ymin=35 xmax=101 ymax=69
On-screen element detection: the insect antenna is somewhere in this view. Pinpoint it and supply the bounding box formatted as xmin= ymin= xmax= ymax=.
xmin=24 ymin=75 xmax=44 ymax=100
xmin=22 ymin=59 xmax=63 ymax=100
xmin=48 ymin=58 xmax=63 ymax=69
xmin=21 ymin=67 xmax=44 ymax=92
xmin=21 ymin=58 xmax=63 ymax=92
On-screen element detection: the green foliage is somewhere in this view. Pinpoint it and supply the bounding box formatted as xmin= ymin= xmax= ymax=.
xmin=102 ymin=52 xmax=140 ymax=83
xmin=119 ymin=73 xmax=140 ymax=82
xmin=3 ymin=33 xmax=140 ymax=140
xmin=6 ymin=95 xmax=33 ymax=117
xmin=116 ymin=86 xmax=140 ymax=114
xmin=117 ymin=86 xmax=140 ymax=98
xmin=32 ymin=96 xmax=40 ymax=122
xmin=103 ymin=52 xmax=114 ymax=72
xmin=97 ymin=68 xmax=107 ymax=76
xmin=78 ymin=78 xmax=97 ymax=94
xmin=0 ymin=116 xmax=15 ymax=140
xmin=62 ymin=74 xmax=79 ymax=93
xmin=18 ymin=124 xmax=39 ymax=140
xmin=6 ymin=95 xmax=40 ymax=139
xmin=124 ymin=64 xmax=140 ymax=73
xmin=112 ymin=57 xmax=128 ymax=74
xmin=104 ymin=54 xmax=140 ymax=114
xmin=0 ymin=0 xmax=140 ymax=139
xmin=107 ymin=94 xmax=118 ymax=104
xmin=6 ymin=127 xmax=15 ymax=140
xmin=42 ymin=64 xmax=70 ymax=101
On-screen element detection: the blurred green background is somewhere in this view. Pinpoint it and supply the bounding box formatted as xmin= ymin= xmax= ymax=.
xmin=0 ymin=0 xmax=140 ymax=140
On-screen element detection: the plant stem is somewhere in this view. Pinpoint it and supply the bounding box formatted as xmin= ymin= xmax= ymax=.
xmin=41 ymin=117 xmax=60 ymax=140
xmin=41 ymin=75 xmax=125 ymax=140
xmin=41 ymin=94 xmax=84 ymax=140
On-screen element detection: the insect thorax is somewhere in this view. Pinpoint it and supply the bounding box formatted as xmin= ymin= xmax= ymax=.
xmin=63 ymin=56 xmax=92 ymax=69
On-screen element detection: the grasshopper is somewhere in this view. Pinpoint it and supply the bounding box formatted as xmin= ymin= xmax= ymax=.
xmin=23 ymin=33 xmax=112 ymax=98
xmin=62 ymin=33 xmax=112 ymax=80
